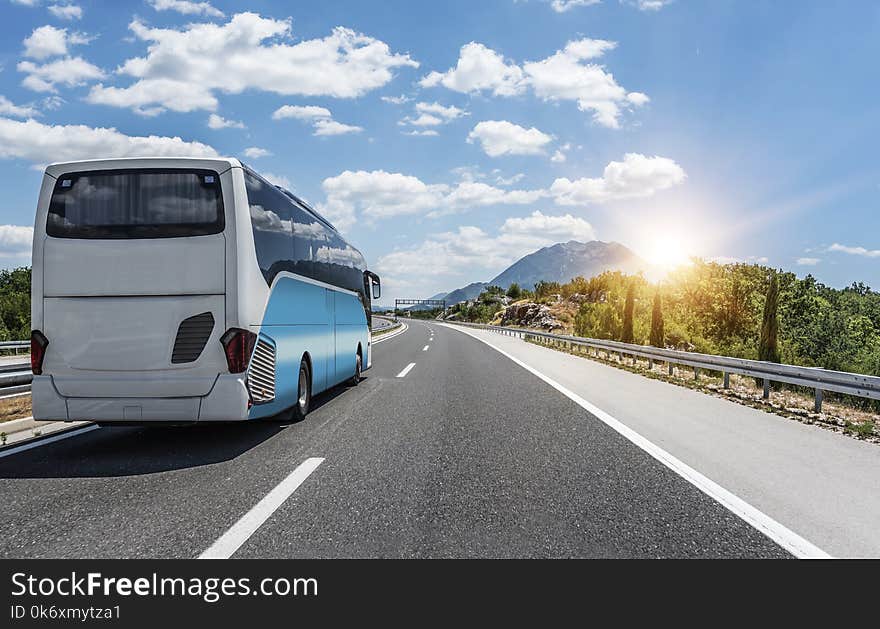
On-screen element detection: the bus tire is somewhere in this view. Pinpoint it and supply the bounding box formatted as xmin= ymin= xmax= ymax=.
xmin=292 ymin=360 xmax=311 ymax=421
xmin=349 ymin=351 xmax=362 ymax=386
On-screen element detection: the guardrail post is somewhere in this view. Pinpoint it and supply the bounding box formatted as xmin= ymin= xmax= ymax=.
xmin=723 ymin=372 xmax=730 ymax=389
xmin=618 ymin=351 xmax=623 ymax=363
xmin=814 ymin=389 xmax=823 ymax=413
xmin=668 ymin=362 xmax=674 ymax=376
xmin=694 ymin=367 xmax=699 ymax=381
xmin=763 ymin=379 xmax=770 ymax=399
xmin=648 ymin=358 xmax=654 ymax=370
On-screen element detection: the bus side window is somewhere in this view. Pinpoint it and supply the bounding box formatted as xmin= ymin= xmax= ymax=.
xmin=291 ymin=204 xmax=320 ymax=276
xmin=245 ymin=171 xmax=294 ymax=283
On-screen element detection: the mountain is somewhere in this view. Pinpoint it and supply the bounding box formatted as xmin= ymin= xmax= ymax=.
xmin=441 ymin=282 xmax=489 ymax=306
xmin=489 ymin=240 xmax=646 ymax=290
xmin=435 ymin=240 xmax=646 ymax=305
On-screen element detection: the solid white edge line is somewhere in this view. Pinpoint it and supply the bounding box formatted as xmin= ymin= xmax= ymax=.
xmin=0 ymin=391 xmax=30 ymax=401
xmin=372 ymin=322 xmax=408 ymax=344
xmin=440 ymin=323 xmax=832 ymax=559
xmin=0 ymin=424 xmax=99 ymax=459
xmin=199 ymin=457 xmax=325 ymax=560
xmin=396 ymin=362 xmax=416 ymax=378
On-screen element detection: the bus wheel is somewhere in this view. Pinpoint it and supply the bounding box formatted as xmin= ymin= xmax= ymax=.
xmin=349 ymin=352 xmax=362 ymax=386
xmin=293 ymin=361 xmax=311 ymax=420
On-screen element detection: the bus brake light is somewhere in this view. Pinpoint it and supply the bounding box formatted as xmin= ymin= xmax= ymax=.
xmin=220 ymin=328 xmax=257 ymax=374
xmin=31 ymin=330 xmax=49 ymax=375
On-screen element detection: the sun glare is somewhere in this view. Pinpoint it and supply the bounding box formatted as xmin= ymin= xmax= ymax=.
xmin=644 ymin=233 xmax=694 ymax=270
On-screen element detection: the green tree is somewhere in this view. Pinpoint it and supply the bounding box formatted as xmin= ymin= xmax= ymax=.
xmin=758 ymin=271 xmax=781 ymax=363
xmin=621 ymin=282 xmax=635 ymax=343
xmin=650 ymin=291 xmax=664 ymax=348
xmin=506 ymin=283 xmax=522 ymax=299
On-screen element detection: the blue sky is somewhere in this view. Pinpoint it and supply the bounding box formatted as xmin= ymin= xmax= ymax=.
xmin=0 ymin=0 xmax=878 ymax=300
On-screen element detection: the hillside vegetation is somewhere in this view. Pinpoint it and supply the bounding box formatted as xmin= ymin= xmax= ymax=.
xmin=0 ymin=267 xmax=30 ymax=342
xmin=447 ymin=260 xmax=880 ymax=379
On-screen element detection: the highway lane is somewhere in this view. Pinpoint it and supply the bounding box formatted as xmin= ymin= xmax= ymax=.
xmin=0 ymin=319 xmax=792 ymax=558
xmin=447 ymin=323 xmax=880 ymax=558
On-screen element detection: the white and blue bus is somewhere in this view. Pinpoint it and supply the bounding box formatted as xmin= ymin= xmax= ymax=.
xmin=30 ymin=157 xmax=381 ymax=423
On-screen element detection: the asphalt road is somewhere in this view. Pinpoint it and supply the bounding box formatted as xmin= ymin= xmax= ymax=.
xmin=0 ymin=320 xmax=811 ymax=558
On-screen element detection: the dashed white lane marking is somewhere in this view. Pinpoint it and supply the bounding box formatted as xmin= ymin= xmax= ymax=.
xmin=199 ymin=457 xmax=325 ymax=560
xmin=442 ymin=323 xmax=832 ymax=560
xmin=422 ymin=345 xmax=430 ymax=351
xmin=0 ymin=424 xmax=99 ymax=459
xmin=396 ymin=362 xmax=416 ymax=378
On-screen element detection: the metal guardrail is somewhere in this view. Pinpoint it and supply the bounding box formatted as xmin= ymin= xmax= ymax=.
xmin=0 ymin=341 xmax=28 ymax=352
xmin=445 ymin=321 xmax=880 ymax=412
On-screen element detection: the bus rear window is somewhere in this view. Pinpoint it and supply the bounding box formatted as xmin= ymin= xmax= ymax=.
xmin=47 ymin=169 xmax=224 ymax=239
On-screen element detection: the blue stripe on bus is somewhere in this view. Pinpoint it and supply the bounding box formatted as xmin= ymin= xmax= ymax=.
xmin=247 ymin=274 xmax=368 ymax=420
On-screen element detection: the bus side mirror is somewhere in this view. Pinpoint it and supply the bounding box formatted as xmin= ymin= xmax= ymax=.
xmin=365 ymin=271 xmax=381 ymax=300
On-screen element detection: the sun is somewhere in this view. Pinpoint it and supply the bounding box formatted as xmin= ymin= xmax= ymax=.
xmin=644 ymin=232 xmax=694 ymax=270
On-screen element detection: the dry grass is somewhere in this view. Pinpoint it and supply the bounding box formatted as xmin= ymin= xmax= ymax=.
xmin=528 ymin=336 xmax=880 ymax=444
xmin=0 ymin=394 xmax=32 ymax=423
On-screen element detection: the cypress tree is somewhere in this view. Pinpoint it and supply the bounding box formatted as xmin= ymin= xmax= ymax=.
xmin=650 ymin=291 xmax=664 ymax=348
xmin=621 ymin=283 xmax=635 ymax=343
xmin=759 ymin=272 xmax=781 ymax=363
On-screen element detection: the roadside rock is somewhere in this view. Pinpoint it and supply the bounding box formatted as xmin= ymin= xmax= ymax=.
xmin=500 ymin=302 xmax=563 ymax=331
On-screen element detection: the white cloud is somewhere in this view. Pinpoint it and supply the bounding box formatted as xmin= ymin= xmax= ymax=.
xmin=626 ymin=91 xmax=650 ymax=106
xmin=419 ymin=42 xmax=526 ymax=97
xmin=0 ymin=225 xmax=34 ymax=262
xmin=422 ymin=38 xmax=646 ymax=128
xmin=550 ymin=0 xmax=601 ymax=12
xmin=796 ymin=257 xmax=821 ymax=266
xmin=41 ymin=95 xmax=64 ymax=110
xmin=320 ymin=154 xmax=684 ymax=230
xmin=415 ymin=101 xmax=468 ymax=121
xmin=147 ymin=0 xmax=224 ymax=18
xmin=272 ymin=104 xmax=361 ymax=136
xmin=18 ymin=56 xmax=105 ymax=93
xmin=243 ymin=146 xmax=271 ymax=158
xmin=500 ymin=210 xmax=596 ymax=242
xmin=381 ymin=94 xmax=410 ymax=105
xmin=467 ymin=120 xmax=554 ymax=157
xmin=48 ymin=4 xmax=83 ymax=20
xmin=551 ymin=153 xmax=686 ymax=204
xmin=207 ymin=113 xmax=245 ymax=129
xmin=495 ymin=173 xmax=525 ymax=186
xmin=827 ymin=243 xmax=880 ymax=258
xmin=523 ymin=39 xmax=634 ymax=128
xmin=22 ymin=24 xmax=90 ymax=59
xmin=0 ymin=95 xmax=39 ymax=118
xmin=0 ymin=116 xmax=218 ymax=166
xmin=318 ymin=169 xmax=545 ymax=230
xmin=87 ymin=14 xmax=418 ymax=115
xmin=10 ymin=0 xmax=41 ymax=6
xmin=374 ymin=210 xmax=596 ymax=294
xmin=272 ymin=105 xmax=332 ymax=121
xmin=622 ymin=0 xmax=674 ymax=11
xmin=550 ymin=142 xmax=572 ymax=163
xmin=404 ymin=129 xmax=439 ymax=137
xmin=400 ymin=101 xmax=468 ymax=130
xmin=261 ymin=172 xmax=291 ymax=188
xmin=313 ymin=118 xmax=363 ymax=136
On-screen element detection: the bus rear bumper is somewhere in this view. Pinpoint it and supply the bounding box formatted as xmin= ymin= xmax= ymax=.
xmin=32 ymin=374 xmax=251 ymax=422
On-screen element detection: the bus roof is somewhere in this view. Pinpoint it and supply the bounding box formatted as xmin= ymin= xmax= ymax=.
xmin=44 ymin=157 xmax=243 ymax=178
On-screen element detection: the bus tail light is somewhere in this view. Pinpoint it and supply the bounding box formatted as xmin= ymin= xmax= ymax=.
xmin=220 ymin=328 xmax=256 ymax=374
xmin=31 ymin=330 xmax=49 ymax=375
